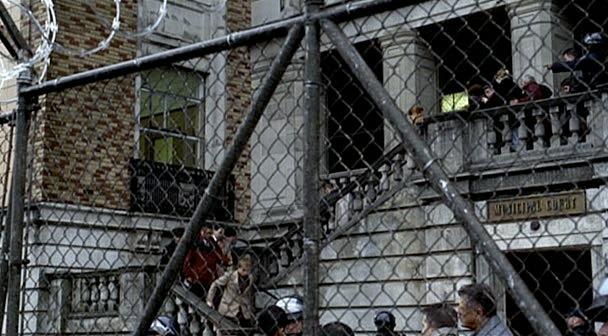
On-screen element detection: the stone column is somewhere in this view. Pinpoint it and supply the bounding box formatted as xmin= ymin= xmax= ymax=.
xmin=509 ymin=0 xmax=572 ymax=89
xmin=249 ymin=43 xmax=305 ymax=224
xmin=380 ymin=30 xmax=438 ymax=150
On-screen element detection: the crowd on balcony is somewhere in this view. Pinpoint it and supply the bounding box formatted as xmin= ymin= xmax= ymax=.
xmin=455 ymin=32 xmax=607 ymax=115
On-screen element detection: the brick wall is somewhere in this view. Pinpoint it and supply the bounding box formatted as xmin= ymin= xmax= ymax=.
xmin=225 ymin=0 xmax=252 ymax=223
xmin=31 ymin=0 xmax=137 ymax=209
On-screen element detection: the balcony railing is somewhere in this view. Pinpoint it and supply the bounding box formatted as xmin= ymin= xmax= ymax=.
xmin=45 ymin=266 xmax=157 ymax=334
xmin=448 ymin=90 xmax=608 ymax=168
xmin=130 ymin=159 xmax=235 ymax=220
xmin=258 ymin=90 xmax=608 ymax=288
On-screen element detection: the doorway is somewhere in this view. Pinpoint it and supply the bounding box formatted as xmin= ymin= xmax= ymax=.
xmin=321 ymin=39 xmax=384 ymax=174
xmin=506 ymin=249 xmax=593 ymax=336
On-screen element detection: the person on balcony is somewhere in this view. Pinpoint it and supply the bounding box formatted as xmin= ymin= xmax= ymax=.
xmin=492 ymin=69 xmax=525 ymax=105
xmin=467 ymin=84 xmax=485 ymax=111
xmin=546 ymin=34 xmax=608 ymax=91
xmin=481 ymin=85 xmax=502 ymax=109
xmin=510 ymin=75 xmax=552 ymax=104
xmin=408 ymin=105 xmax=426 ymax=136
xmin=421 ymin=303 xmax=458 ymax=336
xmin=457 ymin=284 xmax=513 ymax=336
xmin=207 ymin=254 xmax=255 ymax=335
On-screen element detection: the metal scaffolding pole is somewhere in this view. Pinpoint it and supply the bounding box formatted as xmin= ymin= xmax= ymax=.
xmin=5 ymin=68 xmax=32 ymax=336
xmin=302 ymin=1 xmax=323 ymax=336
xmin=131 ymin=24 xmax=305 ymax=336
xmin=320 ymin=19 xmax=561 ymax=336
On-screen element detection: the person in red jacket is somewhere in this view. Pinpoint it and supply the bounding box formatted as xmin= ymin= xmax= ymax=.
xmin=510 ymin=75 xmax=552 ymax=104
xmin=182 ymin=226 xmax=229 ymax=298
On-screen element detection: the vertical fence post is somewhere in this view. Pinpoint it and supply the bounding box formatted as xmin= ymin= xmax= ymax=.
xmin=5 ymin=68 xmax=32 ymax=336
xmin=303 ymin=1 xmax=322 ymax=336
xmin=0 ymin=119 xmax=14 ymax=334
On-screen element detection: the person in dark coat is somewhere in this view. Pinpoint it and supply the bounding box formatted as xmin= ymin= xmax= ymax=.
xmin=492 ymin=69 xmax=525 ymax=104
xmin=547 ymin=34 xmax=608 ymax=91
xmin=467 ymin=84 xmax=484 ymax=111
xmin=160 ymin=227 xmax=185 ymax=266
xmin=481 ymin=86 xmax=502 ymax=109
xmin=565 ymin=308 xmax=596 ymax=336
xmin=257 ymin=306 xmax=289 ymax=336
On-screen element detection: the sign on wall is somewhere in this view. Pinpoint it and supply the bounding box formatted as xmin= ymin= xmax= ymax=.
xmin=487 ymin=191 xmax=586 ymax=223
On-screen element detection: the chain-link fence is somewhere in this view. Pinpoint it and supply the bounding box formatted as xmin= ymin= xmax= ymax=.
xmin=1 ymin=0 xmax=608 ymax=336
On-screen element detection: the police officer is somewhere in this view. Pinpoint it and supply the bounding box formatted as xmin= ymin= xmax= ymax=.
xmin=374 ymin=311 xmax=397 ymax=336
xmin=146 ymin=315 xmax=180 ymax=336
xmin=275 ymin=295 xmax=304 ymax=336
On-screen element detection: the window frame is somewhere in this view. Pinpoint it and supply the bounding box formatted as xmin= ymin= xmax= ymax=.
xmin=135 ymin=66 xmax=207 ymax=168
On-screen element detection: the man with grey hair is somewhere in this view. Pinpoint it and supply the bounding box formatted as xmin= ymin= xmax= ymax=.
xmin=510 ymin=74 xmax=552 ymax=104
xmin=457 ymin=284 xmax=513 ymax=336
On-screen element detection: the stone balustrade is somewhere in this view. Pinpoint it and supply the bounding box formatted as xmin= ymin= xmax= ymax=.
xmin=321 ymin=148 xmax=418 ymax=230
xmin=468 ymin=91 xmax=608 ymax=166
xmin=45 ymin=266 xmax=157 ymax=334
xmin=162 ymin=290 xmax=207 ymax=336
xmin=69 ymin=272 xmax=120 ymax=315
xmin=256 ymin=227 xmax=303 ymax=284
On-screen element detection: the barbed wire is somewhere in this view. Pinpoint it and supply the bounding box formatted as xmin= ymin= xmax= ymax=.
xmin=0 ymin=0 xmax=231 ymax=107
xmin=0 ymin=0 xmax=229 ymax=89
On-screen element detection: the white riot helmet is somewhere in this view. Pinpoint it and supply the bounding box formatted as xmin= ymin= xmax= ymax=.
xmin=584 ymin=32 xmax=606 ymax=45
xmin=275 ymin=295 xmax=304 ymax=321
xmin=146 ymin=315 xmax=180 ymax=336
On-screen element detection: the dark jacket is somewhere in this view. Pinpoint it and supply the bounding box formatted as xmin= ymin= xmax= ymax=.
xmin=566 ymin=324 xmax=597 ymax=336
xmin=549 ymin=50 xmax=608 ymax=90
xmin=493 ymin=77 xmax=525 ymax=103
xmin=160 ymin=240 xmax=177 ymax=266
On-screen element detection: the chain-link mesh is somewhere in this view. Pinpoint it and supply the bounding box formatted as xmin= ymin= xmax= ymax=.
xmin=2 ymin=1 xmax=608 ymax=336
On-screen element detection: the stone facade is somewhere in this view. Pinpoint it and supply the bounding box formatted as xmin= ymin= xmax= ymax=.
xmin=250 ymin=0 xmax=608 ymax=333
